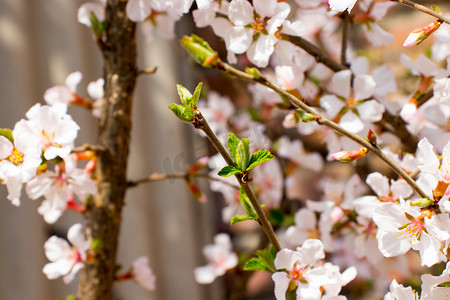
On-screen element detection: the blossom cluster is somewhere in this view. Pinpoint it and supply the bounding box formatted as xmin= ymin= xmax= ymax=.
xmin=4 ymin=0 xmax=450 ymax=298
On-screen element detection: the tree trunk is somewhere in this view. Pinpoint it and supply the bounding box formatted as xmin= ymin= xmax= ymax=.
xmin=77 ymin=1 xmax=137 ymax=299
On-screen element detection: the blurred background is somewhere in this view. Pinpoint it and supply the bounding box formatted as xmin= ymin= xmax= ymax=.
xmin=0 ymin=0 xmax=449 ymax=299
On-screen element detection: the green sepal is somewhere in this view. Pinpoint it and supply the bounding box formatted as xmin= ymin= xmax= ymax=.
xmin=246 ymin=149 xmax=274 ymax=171
xmin=218 ymin=165 xmax=241 ymax=177
xmin=239 ymin=187 xmax=258 ymax=219
xmin=244 ymin=246 xmax=277 ymax=273
xmin=90 ymin=12 xmax=104 ymax=37
xmin=168 ymin=103 xmax=194 ymax=123
xmin=0 ymin=128 xmax=14 ymax=144
xmin=230 ymin=215 xmax=255 ymax=225
xmin=227 ymin=132 xmax=241 ymax=165
xmin=236 ymin=137 xmax=250 ymax=171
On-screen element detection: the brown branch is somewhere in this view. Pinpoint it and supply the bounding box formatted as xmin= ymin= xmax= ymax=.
xmin=71 ymin=143 xmax=106 ymax=154
xmin=77 ymin=0 xmax=137 ymax=299
xmin=127 ymin=172 xmax=239 ymax=189
xmin=214 ymin=61 xmax=429 ymax=199
xmin=390 ymin=0 xmax=450 ymax=25
xmin=194 ymin=110 xmax=282 ymax=252
xmin=280 ymin=34 xmax=348 ymax=72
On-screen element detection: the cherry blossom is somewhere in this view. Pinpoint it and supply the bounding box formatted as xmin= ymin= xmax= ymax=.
xmin=43 ymin=223 xmax=90 ymax=284
xmin=215 ymin=0 xmax=291 ymax=67
xmin=320 ymin=69 xmax=385 ymax=134
xmin=0 ymin=120 xmax=42 ymax=206
xmin=44 ymin=71 xmax=83 ymax=114
xmin=130 ymin=256 xmax=156 ymax=290
xmin=272 ymin=239 xmax=355 ymax=299
xmin=194 ymin=233 xmax=238 ymax=284
xmin=328 ymin=0 xmax=358 ymax=13
xmin=277 ymin=136 xmax=324 ymax=172
xmin=77 ymin=1 xmax=106 ymax=27
xmin=26 ymin=154 xmax=97 ymax=223
xmin=23 ymin=104 xmax=80 ymax=160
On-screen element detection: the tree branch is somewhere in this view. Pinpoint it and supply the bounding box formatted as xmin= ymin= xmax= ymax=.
xmin=391 ymin=0 xmax=450 ymax=25
xmin=127 ymin=172 xmax=239 ymax=189
xmin=214 ymin=61 xmax=429 ymax=200
xmin=193 ymin=110 xmax=282 ymax=252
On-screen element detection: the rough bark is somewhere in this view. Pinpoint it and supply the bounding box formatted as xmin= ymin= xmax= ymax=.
xmin=77 ymin=1 xmax=137 ymax=299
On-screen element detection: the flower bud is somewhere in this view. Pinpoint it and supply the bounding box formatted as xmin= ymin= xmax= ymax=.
xmin=403 ymin=20 xmax=442 ymax=47
xmin=330 ymin=147 xmax=368 ymax=163
xmin=180 ymin=35 xmax=220 ymax=67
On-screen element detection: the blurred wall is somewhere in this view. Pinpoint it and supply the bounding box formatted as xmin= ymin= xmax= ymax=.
xmin=0 ymin=0 xmax=220 ymax=299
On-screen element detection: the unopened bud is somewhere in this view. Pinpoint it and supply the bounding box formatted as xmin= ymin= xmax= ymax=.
xmin=366 ymin=129 xmax=377 ymax=147
xmin=295 ymin=109 xmax=317 ymax=122
xmin=410 ymin=197 xmax=434 ymax=208
xmin=330 ymin=147 xmax=368 ymax=163
xmin=403 ymin=20 xmax=442 ymax=47
xmin=180 ymin=35 xmax=220 ymax=67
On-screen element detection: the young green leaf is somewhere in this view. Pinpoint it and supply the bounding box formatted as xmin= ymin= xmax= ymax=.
xmin=168 ymin=103 xmax=194 ymax=123
xmin=243 ymin=247 xmax=277 ymax=273
xmin=227 ymin=133 xmax=241 ymax=164
xmin=191 ymin=82 xmax=203 ymax=109
xmin=246 ymin=149 xmax=274 ymax=171
xmin=0 ymin=128 xmax=14 ymax=143
xmin=236 ymin=137 xmax=250 ymax=171
xmin=230 ymin=215 xmax=256 ymax=225
xmin=218 ymin=165 xmax=241 ymax=177
xmin=243 ymin=257 xmax=271 ymax=272
xmin=239 ymin=187 xmax=257 ymax=219
xmin=176 ymin=84 xmax=193 ymax=105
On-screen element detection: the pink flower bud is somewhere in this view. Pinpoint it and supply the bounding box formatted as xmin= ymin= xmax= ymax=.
xmin=403 ymin=20 xmax=442 ymax=47
xmin=330 ymin=147 xmax=369 ymax=163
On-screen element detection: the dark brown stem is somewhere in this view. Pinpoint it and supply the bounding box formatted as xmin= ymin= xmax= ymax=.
xmin=280 ymin=34 xmax=347 ymax=72
xmin=341 ymin=11 xmax=350 ymax=66
xmin=76 ymin=1 xmax=137 ymax=299
xmin=195 ymin=111 xmax=282 ymax=252
xmin=137 ymin=66 xmax=157 ymax=76
xmin=390 ymin=0 xmax=450 ymax=25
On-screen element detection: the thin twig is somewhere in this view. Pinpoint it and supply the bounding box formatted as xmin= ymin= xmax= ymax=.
xmin=194 ymin=110 xmax=282 ymax=252
xmin=280 ymin=34 xmax=347 ymax=72
xmin=137 ymin=66 xmax=158 ymax=76
xmin=341 ymin=11 xmax=350 ymax=66
xmin=71 ymin=143 xmax=106 ymax=153
xmin=127 ymin=172 xmax=239 ymax=189
xmin=214 ymin=61 xmax=429 ymax=200
xmin=391 ymin=0 xmax=450 ymax=25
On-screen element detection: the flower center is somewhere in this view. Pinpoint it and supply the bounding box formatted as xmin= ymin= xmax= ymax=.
xmin=251 ymin=17 xmax=265 ymax=33
xmin=8 ymin=147 xmax=24 ymax=165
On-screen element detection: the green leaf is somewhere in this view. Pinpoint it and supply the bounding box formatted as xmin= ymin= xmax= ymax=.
xmin=243 ymin=257 xmax=271 ymax=272
xmin=177 ymin=84 xmax=193 ymax=105
xmin=245 ymin=67 xmax=261 ymax=79
xmin=432 ymin=5 xmax=441 ymax=14
xmin=168 ymin=103 xmax=194 ymax=123
xmin=66 ymin=295 xmax=76 ymax=300
xmin=218 ymin=165 xmax=241 ymax=177
xmin=239 ymin=187 xmax=257 ymax=218
xmin=191 ymin=82 xmax=203 ymax=109
xmin=90 ymin=12 xmax=104 ymax=37
xmin=0 ymin=128 xmax=13 ymax=143
xmin=246 ymin=149 xmax=274 ymax=171
xmin=244 ymin=246 xmax=277 ymax=273
xmin=230 ymin=215 xmax=255 ymax=225
xmin=227 ymin=133 xmax=241 ymax=163
xmin=236 ymin=137 xmax=250 ymax=171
